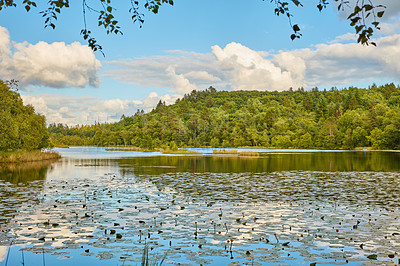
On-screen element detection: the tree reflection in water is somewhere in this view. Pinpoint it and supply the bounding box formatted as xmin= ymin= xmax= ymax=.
xmin=0 ymin=152 xmax=399 ymax=265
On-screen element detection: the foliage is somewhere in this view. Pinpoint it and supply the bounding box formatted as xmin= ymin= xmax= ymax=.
xmin=0 ymin=80 xmax=50 ymax=152
xmin=49 ymin=83 xmax=400 ymax=150
xmin=0 ymin=0 xmax=386 ymax=53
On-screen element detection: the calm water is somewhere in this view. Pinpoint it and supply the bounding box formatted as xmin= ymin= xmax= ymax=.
xmin=0 ymin=147 xmax=399 ymax=265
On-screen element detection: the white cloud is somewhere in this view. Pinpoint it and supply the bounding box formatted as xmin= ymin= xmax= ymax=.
xmin=0 ymin=27 xmax=11 ymax=59
xmin=276 ymin=34 xmax=400 ymax=87
xmin=329 ymin=33 xmax=358 ymax=44
xmin=0 ymin=26 xmax=101 ymax=89
xmin=21 ymin=92 xmax=180 ymax=126
xmin=185 ymin=71 xmax=221 ymax=83
xmin=106 ymin=43 xmax=304 ymax=92
xmin=105 ymin=52 xmax=224 ymax=91
xmin=166 ymin=66 xmax=197 ymax=93
xmin=379 ymin=16 xmax=400 ymax=36
xmin=212 ymin=42 xmax=302 ymax=91
xmin=105 ymin=36 xmax=400 ymax=93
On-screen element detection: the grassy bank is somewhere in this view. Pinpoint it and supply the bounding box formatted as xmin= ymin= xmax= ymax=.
xmin=105 ymin=147 xmax=156 ymax=152
xmin=105 ymin=147 xmax=201 ymax=154
xmin=160 ymin=148 xmax=201 ymax=155
xmin=0 ymin=150 xmax=61 ymax=163
xmin=213 ymin=149 xmax=260 ymax=157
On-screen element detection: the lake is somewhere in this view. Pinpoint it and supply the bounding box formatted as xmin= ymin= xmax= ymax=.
xmin=0 ymin=147 xmax=399 ymax=265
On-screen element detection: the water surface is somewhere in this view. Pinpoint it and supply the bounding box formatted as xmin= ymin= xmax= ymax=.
xmin=0 ymin=147 xmax=399 ymax=265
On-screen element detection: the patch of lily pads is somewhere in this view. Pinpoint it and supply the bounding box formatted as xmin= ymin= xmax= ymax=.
xmin=0 ymin=160 xmax=399 ymax=265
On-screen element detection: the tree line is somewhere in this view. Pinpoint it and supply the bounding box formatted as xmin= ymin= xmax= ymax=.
xmin=49 ymin=84 xmax=400 ymax=150
xmin=0 ymin=80 xmax=50 ymax=152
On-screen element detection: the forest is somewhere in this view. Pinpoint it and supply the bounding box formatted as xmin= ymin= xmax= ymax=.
xmin=49 ymin=84 xmax=400 ymax=150
xmin=0 ymin=80 xmax=50 ymax=152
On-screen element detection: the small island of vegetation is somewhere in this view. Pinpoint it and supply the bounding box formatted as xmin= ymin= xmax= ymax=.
xmin=105 ymin=142 xmax=201 ymax=154
xmin=0 ymin=80 xmax=60 ymax=163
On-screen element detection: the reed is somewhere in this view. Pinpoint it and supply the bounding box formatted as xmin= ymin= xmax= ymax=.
xmin=160 ymin=148 xmax=201 ymax=155
xmin=239 ymin=151 xmax=260 ymax=157
xmin=53 ymin=144 xmax=69 ymax=148
xmin=0 ymin=150 xmax=60 ymax=163
xmin=105 ymin=148 xmax=156 ymax=152
xmin=212 ymin=149 xmax=238 ymax=155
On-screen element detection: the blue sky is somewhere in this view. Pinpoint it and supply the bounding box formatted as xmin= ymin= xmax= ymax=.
xmin=0 ymin=0 xmax=399 ymax=125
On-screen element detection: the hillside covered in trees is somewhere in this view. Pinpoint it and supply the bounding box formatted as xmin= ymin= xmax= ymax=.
xmin=49 ymin=84 xmax=400 ymax=150
xmin=0 ymin=80 xmax=50 ymax=152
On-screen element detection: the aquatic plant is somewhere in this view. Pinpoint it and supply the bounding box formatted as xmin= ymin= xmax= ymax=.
xmin=212 ymin=149 xmax=239 ymax=155
xmin=238 ymin=151 xmax=260 ymax=157
xmin=1 ymin=160 xmax=400 ymax=265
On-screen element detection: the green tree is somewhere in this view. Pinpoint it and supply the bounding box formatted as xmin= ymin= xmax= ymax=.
xmin=298 ymin=132 xmax=312 ymax=149
xmin=0 ymin=80 xmax=49 ymax=151
xmin=48 ymin=84 xmax=400 ymax=150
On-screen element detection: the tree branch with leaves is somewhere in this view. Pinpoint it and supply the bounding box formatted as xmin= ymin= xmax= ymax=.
xmin=0 ymin=0 xmax=386 ymax=54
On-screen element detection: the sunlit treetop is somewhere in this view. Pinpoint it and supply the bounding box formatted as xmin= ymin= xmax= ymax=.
xmin=0 ymin=0 xmax=386 ymax=54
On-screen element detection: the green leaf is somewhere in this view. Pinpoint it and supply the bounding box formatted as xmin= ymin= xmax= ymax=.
xmin=363 ymin=4 xmax=373 ymax=11
xmin=293 ymin=24 xmax=300 ymax=32
xmin=377 ymin=11 xmax=384 ymax=18
xmin=107 ymin=6 xmax=112 ymax=12
xmin=372 ymin=22 xmax=379 ymax=27
xmin=355 ymin=25 xmax=364 ymax=33
xmin=25 ymin=5 xmax=30 ymax=11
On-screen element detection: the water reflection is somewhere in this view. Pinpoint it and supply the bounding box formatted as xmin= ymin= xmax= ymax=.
xmin=117 ymin=151 xmax=400 ymax=175
xmin=0 ymin=159 xmax=56 ymax=184
xmin=0 ymin=160 xmax=56 ymax=225
xmin=0 ymin=153 xmax=399 ymax=265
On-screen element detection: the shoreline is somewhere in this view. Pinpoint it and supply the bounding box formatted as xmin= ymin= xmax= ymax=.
xmin=59 ymin=146 xmax=400 ymax=153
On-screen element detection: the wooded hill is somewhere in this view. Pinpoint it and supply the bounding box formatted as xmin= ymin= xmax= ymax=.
xmin=49 ymin=84 xmax=400 ymax=150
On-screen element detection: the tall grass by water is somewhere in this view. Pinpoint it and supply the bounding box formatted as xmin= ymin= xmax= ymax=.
xmin=0 ymin=150 xmax=60 ymax=163
xmin=213 ymin=150 xmax=260 ymax=157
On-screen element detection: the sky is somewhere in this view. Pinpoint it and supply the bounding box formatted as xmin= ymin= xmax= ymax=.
xmin=0 ymin=0 xmax=400 ymax=125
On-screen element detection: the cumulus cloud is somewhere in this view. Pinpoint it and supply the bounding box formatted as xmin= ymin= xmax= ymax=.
xmin=21 ymin=92 xmax=180 ymax=125
xmin=106 ymin=43 xmax=304 ymax=92
xmin=105 ymin=52 xmax=225 ymax=92
xmin=0 ymin=27 xmax=11 ymax=59
xmin=106 ymin=36 xmax=400 ymax=93
xmin=0 ymin=26 xmax=101 ymax=89
xmin=275 ymin=34 xmax=400 ymax=87
xmin=166 ymin=66 xmax=197 ymax=93
xmin=212 ymin=42 xmax=302 ymax=91
xmin=185 ymin=71 xmax=221 ymax=83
